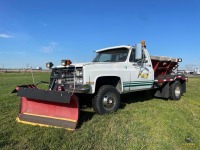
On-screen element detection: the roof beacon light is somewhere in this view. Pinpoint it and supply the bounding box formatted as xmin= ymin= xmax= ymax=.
xmin=178 ymin=58 xmax=182 ymax=62
xmin=141 ymin=40 xmax=146 ymax=48
xmin=61 ymin=60 xmax=72 ymax=66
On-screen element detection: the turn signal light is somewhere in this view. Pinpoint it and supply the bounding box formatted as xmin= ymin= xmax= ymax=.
xmin=46 ymin=62 xmax=53 ymax=69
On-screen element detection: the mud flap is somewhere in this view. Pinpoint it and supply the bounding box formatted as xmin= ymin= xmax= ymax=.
xmin=14 ymin=86 xmax=79 ymax=130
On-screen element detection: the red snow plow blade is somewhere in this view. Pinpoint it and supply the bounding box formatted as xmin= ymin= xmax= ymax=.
xmin=13 ymin=86 xmax=79 ymax=130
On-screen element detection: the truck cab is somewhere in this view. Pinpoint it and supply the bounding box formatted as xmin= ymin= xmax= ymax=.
xmin=88 ymin=43 xmax=154 ymax=94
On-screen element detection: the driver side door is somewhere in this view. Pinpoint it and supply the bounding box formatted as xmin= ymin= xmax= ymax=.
xmin=129 ymin=49 xmax=154 ymax=91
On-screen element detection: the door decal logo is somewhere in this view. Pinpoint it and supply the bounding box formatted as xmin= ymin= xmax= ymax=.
xmin=138 ymin=68 xmax=149 ymax=79
xmin=139 ymin=73 xmax=149 ymax=79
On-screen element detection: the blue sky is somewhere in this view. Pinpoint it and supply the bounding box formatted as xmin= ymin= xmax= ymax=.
xmin=0 ymin=0 xmax=200 ymax=69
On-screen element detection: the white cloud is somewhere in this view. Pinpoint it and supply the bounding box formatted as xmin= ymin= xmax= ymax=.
xmin=41 ymin=42 xmax=57 ymax=53
xmin=0 ymin=34 xmax=14 ymax=38
xmin=0 ymin=51 xmax=28 ymax=55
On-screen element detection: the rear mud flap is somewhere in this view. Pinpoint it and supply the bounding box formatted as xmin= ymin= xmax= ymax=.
xmin=14 ymin=86 xmax=79 ymax=130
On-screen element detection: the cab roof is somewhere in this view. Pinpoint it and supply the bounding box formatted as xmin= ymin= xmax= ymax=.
xmin=95 ymin=45 xmax=132 ymax=53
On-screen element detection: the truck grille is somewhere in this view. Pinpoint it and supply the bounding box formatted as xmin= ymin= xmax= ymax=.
xmin=50 ymin=67 xmax=83 ymax=88
xmin=50 ymin=67 xmax=75 ymax=84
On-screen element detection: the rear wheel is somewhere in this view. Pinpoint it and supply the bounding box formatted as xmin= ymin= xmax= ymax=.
xmin=169 ymin=81 xmax=182 ymax=100
xmin=92 ymin=85 xmax=121 ymax=115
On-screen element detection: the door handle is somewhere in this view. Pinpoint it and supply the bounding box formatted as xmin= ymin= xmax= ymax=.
xmin=132 ymin=63 xmax=137 ymax=66
xmin=146 ymin=64 xmax=151 ymax=67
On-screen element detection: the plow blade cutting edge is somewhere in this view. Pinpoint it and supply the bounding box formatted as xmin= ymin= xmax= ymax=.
xmin=14 ymin=86 xmax=79 ymax=130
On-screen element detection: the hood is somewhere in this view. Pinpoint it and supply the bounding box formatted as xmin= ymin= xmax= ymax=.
xmin=71 ymin=62 xmax=92 ymax=67
xmin=55 ymin=61 xmax=122 ymax=68
xmin=72 ymin=62 xmax=124 ymax=67
xmin=55 ymin=62 xmax=92 ymax=68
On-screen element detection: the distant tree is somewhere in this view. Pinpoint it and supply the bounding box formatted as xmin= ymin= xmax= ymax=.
xmin=1 ymin=64 xmax=5 ymax=70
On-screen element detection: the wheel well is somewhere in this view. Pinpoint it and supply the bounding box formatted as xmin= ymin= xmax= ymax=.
xmin=95 ymin=76 xmax=121 ymax=93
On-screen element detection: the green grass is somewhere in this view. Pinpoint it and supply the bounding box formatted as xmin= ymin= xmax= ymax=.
xmin=0 ymin=73 xmax=200 ymax=149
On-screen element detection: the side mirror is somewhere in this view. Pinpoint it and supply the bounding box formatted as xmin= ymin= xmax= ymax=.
xmin=135 ymin=43 xmax=142 ymax=60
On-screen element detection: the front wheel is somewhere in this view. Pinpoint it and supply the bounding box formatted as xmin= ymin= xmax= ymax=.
xmin=92 ymin=85 xmax=121 ymax=115
xmin=169 ymin=81 xmax=182 ymax=100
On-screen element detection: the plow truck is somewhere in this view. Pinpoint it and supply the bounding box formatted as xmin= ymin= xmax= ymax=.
xmin=12 ymin=41 xmax=187 ymax=130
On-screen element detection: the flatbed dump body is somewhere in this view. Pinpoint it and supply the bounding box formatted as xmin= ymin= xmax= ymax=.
xmin=150 ymin=56 xmax=186 ymax=99
xmin=151 ymin=56 xmax=181 ymax=78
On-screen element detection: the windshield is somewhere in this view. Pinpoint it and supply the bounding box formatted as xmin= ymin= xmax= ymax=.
xmin=93 ymin=48 xmax=129 ymax=62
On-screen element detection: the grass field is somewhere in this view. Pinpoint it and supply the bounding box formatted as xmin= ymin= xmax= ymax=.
xmin=0 ymin=73 xmax=200 ymax=150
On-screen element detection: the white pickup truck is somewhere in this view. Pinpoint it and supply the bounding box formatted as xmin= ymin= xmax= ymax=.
xmin=14 ymin=41 xmax=187 ymax=130
xmin=48 ymin=41 xmax=187 ymax=114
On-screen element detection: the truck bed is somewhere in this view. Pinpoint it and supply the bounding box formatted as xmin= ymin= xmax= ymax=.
xmin=150 ymin=56 xmax=179 ymax=78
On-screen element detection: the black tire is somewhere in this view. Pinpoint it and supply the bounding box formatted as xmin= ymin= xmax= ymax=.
xmin=92 ymin=85 xmax=121 ymax=115
xmin=169 ymin=81 xmax=182 ymax=100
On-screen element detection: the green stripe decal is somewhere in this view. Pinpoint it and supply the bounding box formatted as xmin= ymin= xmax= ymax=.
xmin=123 ymin=81 xmax=154 ymax=87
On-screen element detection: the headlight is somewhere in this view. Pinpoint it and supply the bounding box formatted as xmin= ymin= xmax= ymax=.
xmin=77 ymin=70 xmax=83 ymax=76
xmin=75 ymin=68 xmax=83 ymax=84
xmin=76 ymin=77 xmax=83 ymax=84
xmin=76 ymin=69 xmax=83 ymax=76
xmin=57 ymin=79 xmax=62 ymax=84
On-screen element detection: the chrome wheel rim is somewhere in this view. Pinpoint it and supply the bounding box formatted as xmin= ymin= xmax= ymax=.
xmin=175 ymin=86 xmax=181 ymax=97
xmin=102 ymin=92 xmax=115 ymax=109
